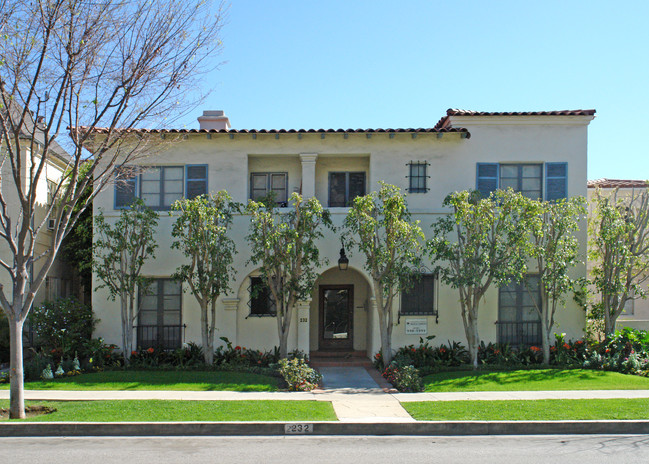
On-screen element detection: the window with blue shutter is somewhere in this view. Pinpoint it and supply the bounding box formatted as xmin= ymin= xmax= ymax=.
xmin=545 ymin=163 xmax=568 ymax=201
xmin=186 ymin=165 xmax=208 ymax=199
xmin=476 ymin=163 xmax=499 ymax=198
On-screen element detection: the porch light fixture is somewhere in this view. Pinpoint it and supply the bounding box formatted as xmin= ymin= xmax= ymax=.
xmin=338 ymin=246 xmax=349 ymax=271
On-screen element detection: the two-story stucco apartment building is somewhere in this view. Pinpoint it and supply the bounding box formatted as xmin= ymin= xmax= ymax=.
xmin=92 ymin=108 xmax=596 ymax=359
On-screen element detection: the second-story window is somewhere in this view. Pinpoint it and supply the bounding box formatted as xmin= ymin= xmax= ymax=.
xmin=329 ymin=172 xmax=366 ymax=207
xmin=141 ymin=166 xmax=184 ymax=209
xmin=114 ymin=165 xmax=208 ymax=210
xmin=476 ymin=162 xmax=567 ymax=201
xmin=406 ymin=161 xmax=430 ymax=193
xmin=250 ymin=172 xmax=288 ymax=205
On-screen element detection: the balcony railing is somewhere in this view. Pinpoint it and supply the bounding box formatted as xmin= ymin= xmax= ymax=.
xmin=136 ymin=324 xmax=186 ymax=350
xmin=495 ymin=320 xmax=542 ymax=347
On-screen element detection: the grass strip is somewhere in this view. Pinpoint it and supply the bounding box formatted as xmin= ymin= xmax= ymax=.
xmin=0 ymin=370 xmax=280 ymax=392
xmin=423 ymin=369 xmax=649 ymax=392
xmin=403 ymin=398 xmax=649 ymax=421
xmin=0 ymin=400 xmax=337 ymax=422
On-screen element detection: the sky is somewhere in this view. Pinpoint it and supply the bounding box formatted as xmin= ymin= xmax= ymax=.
xmin=173 ymin=0 xmax=649 ymax=181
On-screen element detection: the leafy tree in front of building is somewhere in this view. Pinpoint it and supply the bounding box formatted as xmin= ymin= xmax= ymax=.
xmin=246 ymin=193 xmax=333 ymax=359
xmin=94 ymin=199 xmax=159 ymax=365
xmin=428 ymin=189 xmax=534 ymax=368
xmin=171 ymin=192 xmax=239 ymax=365
xmin=343 ymin=182 xmax=425 ymax=365
xmin=524 ymin=197 xmax=586 ymax=364
xmin=589 ymin=187 xmax=649 ymax=336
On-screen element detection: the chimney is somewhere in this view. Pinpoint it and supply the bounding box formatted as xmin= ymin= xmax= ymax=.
xmin=197 ymin=110 xmax=230 ymax=131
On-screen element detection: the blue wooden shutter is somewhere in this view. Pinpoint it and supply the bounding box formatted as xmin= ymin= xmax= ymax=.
xmin=545 ymin=163 xmax=567 ymax=201
xmin=185 ymin=165 xmax=208 ymax=199
xmin=476 ymin=163 xmax=499 ymax=198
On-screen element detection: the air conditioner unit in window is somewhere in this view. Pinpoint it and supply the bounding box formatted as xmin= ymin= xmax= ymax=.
xmin=47 ymin=219 xmax=55 ymax=231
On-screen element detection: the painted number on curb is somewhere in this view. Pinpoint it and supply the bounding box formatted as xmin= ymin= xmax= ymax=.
xmin=285 ymin=423 xmax=313 ymax=434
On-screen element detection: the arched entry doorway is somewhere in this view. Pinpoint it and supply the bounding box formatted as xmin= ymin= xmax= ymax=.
xmin=309 ymin=266 xmax=372 ymax=353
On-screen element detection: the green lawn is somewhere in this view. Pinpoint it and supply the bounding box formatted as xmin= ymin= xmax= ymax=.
xmin=0 ymin=370 xmax=280 ymax=392
xmin=0 ymin=400 xmax=336 ymax=422
xmin=423 ymin=369 xmax=649 ymax=392
xmin=403 ymin=398 xmax=649 ymax=421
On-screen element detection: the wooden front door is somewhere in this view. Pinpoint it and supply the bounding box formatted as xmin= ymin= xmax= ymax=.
xmin=319 ymin=285 xmax=354 ymax=350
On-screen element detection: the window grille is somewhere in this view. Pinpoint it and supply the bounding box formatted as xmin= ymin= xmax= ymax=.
xmin=248 ymin=276 xmax=277 ymax=317
xmin=406 ymin=161 xmax=430 ymax=193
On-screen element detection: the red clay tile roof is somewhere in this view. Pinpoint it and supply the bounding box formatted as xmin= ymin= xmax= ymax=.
xmin=81 ymin=126 xmax=471 ymax=137
xmin=445 ymin=109 xmax=596 ymax=117
xmin=434 ymin=109 xmax=596 ymax=130
xmin=588 ymin=179 xmax=649 ymax=189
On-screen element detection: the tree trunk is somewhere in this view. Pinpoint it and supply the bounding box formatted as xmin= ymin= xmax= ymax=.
xmin=200 ymin=300 xmax=209 ymax=364
xmin=9 ymin=317 xmax=25 ymax=419
xmin=120 ymin=296 xmax=131 ymax=365
xmin=466 ymin=304 xmax=479 ymax=369
xmin=279 ymin=325 xmax=290 ymax=359
xmin=204 ymin=300 xmax=216 ymax=365
xmin=542 ymin=320 xmax=551 ymax=365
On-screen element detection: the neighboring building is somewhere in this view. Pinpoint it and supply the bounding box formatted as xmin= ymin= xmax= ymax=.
xmin=92 ymin=108 xmax=595 ymax=358
xmin=0 ymin=112 xmax=73 ymax=345
xmin=587 ymin=178 xmax=649 ymax=331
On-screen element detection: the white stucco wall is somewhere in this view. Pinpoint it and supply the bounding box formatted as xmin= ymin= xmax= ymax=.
xmin=92 ymin=113 xmax=593 ymax=357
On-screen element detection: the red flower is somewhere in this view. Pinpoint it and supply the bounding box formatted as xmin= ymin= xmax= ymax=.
xmin=147 ymin=347 xmax=155 ymax=354
xmin=576 ymin=340 xmax=584 ymax=345
xmin=131 ymin=351 xmax=138 ymax=356
xmin=563 ymin=343 xmax=570 ymax=349
xmin=235 ymin=346 xmax=241 ymax=350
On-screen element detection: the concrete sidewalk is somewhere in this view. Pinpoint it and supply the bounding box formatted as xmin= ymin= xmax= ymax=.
xmin=3 ymin=388 xmax=649 ymax=424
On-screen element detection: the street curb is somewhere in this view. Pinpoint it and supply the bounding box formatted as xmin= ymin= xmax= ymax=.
xmin=1 ymin=420 xmax=649 ymax=437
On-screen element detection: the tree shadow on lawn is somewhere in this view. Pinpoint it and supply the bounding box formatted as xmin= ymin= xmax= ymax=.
xmin=19 ymin=370 xmax=279 ymax=391
xmin=425 ymin=369 xmax=630 ymax=390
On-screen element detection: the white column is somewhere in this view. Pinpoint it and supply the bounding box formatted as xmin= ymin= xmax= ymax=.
xmin=299 ymin=153 xmax=318 ymax=199
xmin=296 ymin=299 xmax=311 ymax=355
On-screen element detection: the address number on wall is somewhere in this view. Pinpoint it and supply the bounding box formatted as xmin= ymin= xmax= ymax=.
xmin=285 ymin=423 xmax=313 ymax=434
xmin=299 ymin=318 xmax=308 ymax=323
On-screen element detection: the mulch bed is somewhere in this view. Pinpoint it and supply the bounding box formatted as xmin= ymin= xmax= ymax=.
xmin=0 ymin=405 xmax=56 ymax=419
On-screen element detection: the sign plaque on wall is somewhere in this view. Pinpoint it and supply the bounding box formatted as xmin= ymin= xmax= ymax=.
xmin=405 ymin=318 xmax=427 ymax=335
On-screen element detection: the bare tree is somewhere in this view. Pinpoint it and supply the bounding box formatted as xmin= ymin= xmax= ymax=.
xmin=0 ymin=0 xmax=225 ymax=418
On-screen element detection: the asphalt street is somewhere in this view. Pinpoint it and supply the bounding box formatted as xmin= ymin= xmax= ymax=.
xmin=5 ymin=435 xmax=649 ymax=464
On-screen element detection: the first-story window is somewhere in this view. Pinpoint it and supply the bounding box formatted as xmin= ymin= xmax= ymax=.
xmin=497 ymin=276 xmax=541 ymax=347
xmin=248 ymin=276 xmax=276 ymax=316
xmin=250 ymin=172 xmax=288 ymax=205
xmin=401 ymin=274 xmax=437 ymax=316
xmin=328 ymin=171 xmax=366 ymax=207
xmin=138 ymin=279 xmax=183 ymax=349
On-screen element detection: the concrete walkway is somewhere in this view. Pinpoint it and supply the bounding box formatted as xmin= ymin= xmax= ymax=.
xmin=316 ymin=367 xmax=414 ymax=422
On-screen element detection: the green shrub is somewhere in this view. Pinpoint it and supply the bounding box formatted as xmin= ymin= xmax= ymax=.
xmin=382 ymin=364 xmax=423 ymax=392
xmin=30 ymin=297 xmax=96 ymax=358
xmin=583 ymin=328 xmax=649 ymax=375
xmin=213 ymin=337 xmax=280 ymax=368
xmin=278 ymin=358 xmax=321 ymax=391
